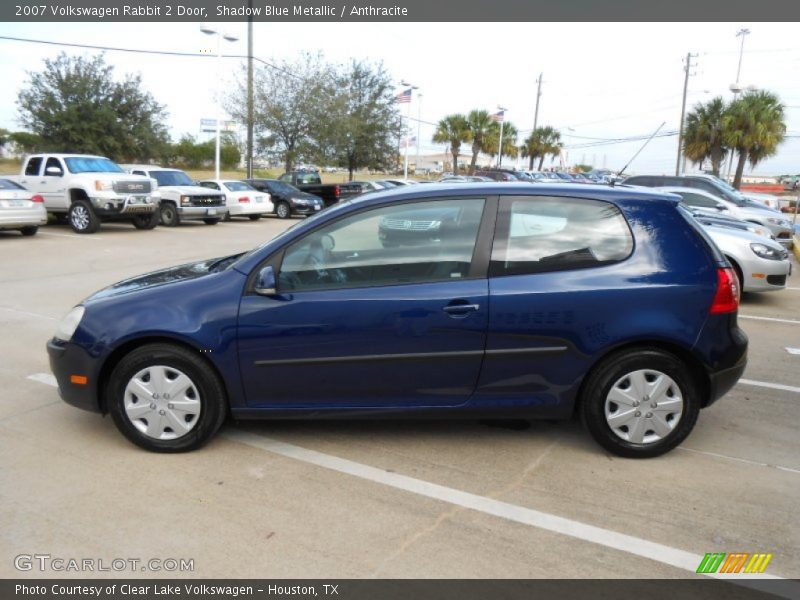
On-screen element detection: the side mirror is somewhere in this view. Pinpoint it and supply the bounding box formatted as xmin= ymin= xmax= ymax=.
xmin=254 ymin=265 xmax=277 ymax=296
xmin=45 ymin=166 xmax=63 ymax=176
xmin=716 ymin=205 xmax=728 ymax=211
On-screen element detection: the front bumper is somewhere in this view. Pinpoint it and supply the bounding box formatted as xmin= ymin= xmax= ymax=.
xmin=177 ymin=205 xmax=229 ymax=220
xmin=46 ymin=338 xmax=102 ymax=413
xmin=91 ymin=194 xmax=156 ymax=216
xmin=740 ymin=257 xmax=791 ymax=292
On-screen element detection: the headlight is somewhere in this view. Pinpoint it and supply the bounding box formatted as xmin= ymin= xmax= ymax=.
xmin=95 ymin=180 xmax=113 ymax=191
xmin=54 ymin=306 xmax=85 ymax=342
xmin=750 ymin=243 xmax=783 ymax=260
xmin=766 ymin=217 xmax=789 ymax=227
xmin=180 ymin=195 xmax=190 ymax=205
xmin=293 ymin=198 xmax=309 ymax=206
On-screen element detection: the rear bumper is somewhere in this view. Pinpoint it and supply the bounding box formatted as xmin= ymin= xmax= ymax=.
xmin=46 ymin=338 xmax=102 ymax=413
xmin=0 ymin=209 xmax=48 ymax=228
xmin=699 ymin=317 xmax=749 ymax=407
xmin=177 ymin=205 xmax=228 ymax=220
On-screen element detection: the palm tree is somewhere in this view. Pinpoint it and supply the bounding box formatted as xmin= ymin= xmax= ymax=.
xmin=520 ymin=126 xmax=562 ymax=170
xmin=483 ymin=121 xmax=519 ymax=166
xmin=433 ymin=114 xmax=470 ymax=175
xmin=722 ymin=91 xmax=786 ymax=189
xmin=683 ymin=97 xmax=728 ymax=177
xmin=465 ymin=110 xmax=495 ymax=174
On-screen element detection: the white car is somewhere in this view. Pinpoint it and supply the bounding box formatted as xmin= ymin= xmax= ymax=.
xmin=742 ymin=191 xmax=787 ymax=211
xmin=198 ymin=180 xmax=273 ymax=220
xmin=0 ymin=178 xmax=48 ymax=236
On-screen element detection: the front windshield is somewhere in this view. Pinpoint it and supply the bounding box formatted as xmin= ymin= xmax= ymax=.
xmin=64 ymin=157 xmax=124 ymax=174
xmin=151 ymin=170 xmax=194 ymax=186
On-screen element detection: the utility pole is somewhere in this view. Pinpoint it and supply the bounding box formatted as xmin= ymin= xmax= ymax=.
xmin=725 ymin=28 xmax=751 ymax=184
xmin=415 ymin=93 xmax=422 ymax=176
xmin=675 ymin=52 xmax=697 ymax=176
xmin=530 ymin=73 xmax=543 ymax=170
xmin=246 ymin=3 xmax=254 ymax=178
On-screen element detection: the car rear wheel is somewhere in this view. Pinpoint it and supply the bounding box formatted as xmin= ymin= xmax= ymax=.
xmin=581 ymin=348 xmax=700 ymax=458
xmin=19 ymin=226 xmax=38 ymax=236
xmin=107 ymin=344 xmax=227 ymax=452
xmin=131 ymin=211 xmax=159 ymax=230
xmin=68 ymin=201 xmax=101 ymax=234
xmin=160 ymin=202 xmax=180 ymax=227
xmin=275 ymin=201 xmax=291 ymax=219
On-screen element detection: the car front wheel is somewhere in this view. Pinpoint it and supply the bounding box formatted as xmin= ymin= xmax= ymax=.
xmin=160 ymin=202 xmax=180 ymax=227
xmin=107 ymin=344 xmax=227 ymax=452
xmin=275 ymin=201 xmax=291 ymax=219
xmin=69 ymin=201 xmax=101 ymax=234
xmin=581 ymin=348 xmax=700 ymax=458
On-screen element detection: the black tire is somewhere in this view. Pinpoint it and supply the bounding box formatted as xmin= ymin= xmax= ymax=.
xmin=131 ymin=211 xmax=160 ymax=230
xmin=248 ymin=214 xmax=261 ymax=221
xmin=275 ymin=201 xmax=291 ymax=219
xmin=20 ymin=226 xmax=38 ymax=236
xmin=107 ymin=344 xmax=228 ymax=453
xmin=203 ymin=218 xmax=220 ymax=225
xmin=68 ymin=200 xmax=101 ymax=234
xmin=580 ymin=348 xmax=700 ymax=458
xmin=160 ymin=202 xmax=180 ymax=227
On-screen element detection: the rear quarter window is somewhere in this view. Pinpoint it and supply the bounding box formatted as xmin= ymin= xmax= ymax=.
xmin=491 ymin=196 xmax=634 ymax=276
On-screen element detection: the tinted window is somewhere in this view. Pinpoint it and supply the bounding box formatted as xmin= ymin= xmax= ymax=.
xmin=224 ymin=181 xmax=254 ymax=191
xmin=279 ymin=198 xmax=486 ymax=292
xmin=199 ymin=182 xmax=220 ymax=190
xmin=0 ymin=178 xmax=25 ymax=190
xmin=44 ymin=157 xmax=64 ymax=175
xmin=150 ymin=170 xmax=194 ymax=186
xmin=677 ymin=192 xmax=720 ymax=209
xmin=25 ymin=157 xmax=43 ymax=176
xmin=490 ymin=196 xmax=633 ymax=276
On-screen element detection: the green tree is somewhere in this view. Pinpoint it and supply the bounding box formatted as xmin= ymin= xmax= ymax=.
xmin=465 ymin=110 xmax=495 ymax=174
xmin=17 ymin=53 xmax=169 ymax=161
xmin=317 ymin=60 xmax=403 ymax=180
xmin=483 ymin=121 xmax=519 ymax=165
xmin=433 ymin=114 xmax=470 ymax=175
xmin=683 ymin=97 xmax=729 ymax=177
xmin=520 ymin=126 xmax=562 ymax=170
xmin=722 ymin=91 xmax=786 ymax=189
xmin=8 ymin=131 xmax=43 ymax=154
xmin=228 ymin=52 xmax=332 ymax=173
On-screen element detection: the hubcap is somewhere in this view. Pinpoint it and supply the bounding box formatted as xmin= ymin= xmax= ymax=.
xmin=123 ymin=365 xmax=201 ymax=440
xmin=604 ymin=369 xmax=683 ymax=445
xmin=71 ymin=206 xmax=89 ymax=229
xmin=278 ymin=204 xmax=289 ymax=218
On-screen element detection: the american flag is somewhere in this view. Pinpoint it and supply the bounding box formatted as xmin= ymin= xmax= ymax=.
xmin=491 ymin=110 xmax=505 ymax=123
xmin=395 ymin=88 xmax=412 ymax=103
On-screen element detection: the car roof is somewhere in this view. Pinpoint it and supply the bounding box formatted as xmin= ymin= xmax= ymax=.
xmin=654 ymin=186 xmax=727 ymax=200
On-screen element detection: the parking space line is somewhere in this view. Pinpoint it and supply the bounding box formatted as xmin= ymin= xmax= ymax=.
xmin=223 ymin=430 xmax=789 ymax=586
xmin=23 ymin=372 xmax=796 ymax=587
xmin=739 ymin=378 xmax=800 ymax=394
xmin=38 ymin=231 xmax=104 ymax=240
xmin=677 ymin=447 xmax=800 ymax=474
xmin=786 ymin=348 xmax=800 ymax=355
xmin=739 ymin=315 xmax=800 ymax=325
xmin=0 ymin=306 xmax=58 ymax=321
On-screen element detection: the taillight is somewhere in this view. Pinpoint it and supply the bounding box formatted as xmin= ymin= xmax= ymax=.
xmin=31 ymin=194 xmax=44 ymax=203
xmin=240 ymin=196 xmax=250 ymax=203
xmin=710 ymin=267 xmax=740 ymax=314
xmin=334 ymin=185 xmax=340 ymax=198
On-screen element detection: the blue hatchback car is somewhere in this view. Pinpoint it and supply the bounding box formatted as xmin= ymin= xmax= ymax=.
xmin=47 ymin=183 xmax=747 ymax=457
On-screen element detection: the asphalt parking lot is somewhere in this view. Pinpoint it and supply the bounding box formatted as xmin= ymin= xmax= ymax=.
xmin=0 ymin=218 xmax=798 ymax=582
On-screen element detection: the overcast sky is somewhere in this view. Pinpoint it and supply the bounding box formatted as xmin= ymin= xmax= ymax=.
xmin=1 ymin=21 xmax=799 ymax=175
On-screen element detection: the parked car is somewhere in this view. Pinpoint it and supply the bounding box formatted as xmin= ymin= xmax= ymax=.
xmin=352 ymin=181 xmax=388 ymax=193
xmin=381 ymin=179 xmax=419 ymax=186
xmin=197 ymin=179 xmax=273 ymax=220
xmin=278 ymin=171 xmax=362 ymax=207
xmin=9 ymin=154 xmax=158 ymax=233
xmin=373 ymin=180 xmax=401 ymax=188
xmin=244 ymin=179 xmax=325 ymax=219
xmin=48 ymin=183 xmax=746 ymax=458
xmin=692 ymin=212 xmax=790 ymax=293
xmin=124 ymin=166 xmax=227 ymax=227
xmin=687 ymin=209 xmax=773 ymax=240
xmin=742 ymin=191 xmax=785 ymax=211
xmin=474 ymin=169 xmax=521 ymax=181
xmin=651 ymin=186 xmax=793 ymax=247
xmin=0 ymin=178 xmax=47 ymax=236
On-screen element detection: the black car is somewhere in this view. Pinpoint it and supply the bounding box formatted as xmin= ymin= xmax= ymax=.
xmin=244 ymin=179 xmax=325 ymax=219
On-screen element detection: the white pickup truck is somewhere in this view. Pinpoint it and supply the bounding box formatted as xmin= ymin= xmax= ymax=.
xmin=9 ymin=154 xmax=159 ymax=233
xmin=123 ymin=165 xmax=227 ymax=226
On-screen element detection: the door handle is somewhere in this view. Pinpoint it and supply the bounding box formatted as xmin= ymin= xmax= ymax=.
xmin=443 ymin=303 xmax=480 ymax=315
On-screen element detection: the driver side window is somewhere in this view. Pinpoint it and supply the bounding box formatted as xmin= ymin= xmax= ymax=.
xmin=278 ymin=198 xmax=486 ymax=292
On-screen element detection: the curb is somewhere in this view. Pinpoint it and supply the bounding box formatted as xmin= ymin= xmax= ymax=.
xmin=794 ymin=233 xmax=800 ymax=262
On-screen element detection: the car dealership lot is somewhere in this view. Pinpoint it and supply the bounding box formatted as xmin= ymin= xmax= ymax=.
xmin=0 ymin=219 xmax=798 ymax=581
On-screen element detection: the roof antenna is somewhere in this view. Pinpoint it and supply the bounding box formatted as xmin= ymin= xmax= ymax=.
xmin=617 ymin=121 xmax=667 ymax=180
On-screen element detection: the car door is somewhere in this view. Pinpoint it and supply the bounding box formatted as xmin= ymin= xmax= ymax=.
xmin=237 ymin=196 xmax=495 ymax=409
xmin=39 ymin=157 xmax=69 ymax=208
xmin=473 ymin=195 xmax=635 ymax=416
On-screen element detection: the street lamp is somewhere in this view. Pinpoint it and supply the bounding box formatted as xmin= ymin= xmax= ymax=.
xmin=496 ymin=105 xmax=508 ymax=167
xmin=400 ymin=80 xmax=418 ymax=179
xmin=724 ymin=28 xmax=751 ymax=183
xmin=201 ymin=25 xmax=239 ymax=180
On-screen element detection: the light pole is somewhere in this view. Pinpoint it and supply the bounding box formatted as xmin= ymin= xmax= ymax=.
xmin=201 ymin=25 xmax=239 ymax=181
xmin=724 ymin=28 xmax=751 ymax=183
xmin=496 ymin=105 xmax=507 ymax=167
xmin=400 ymin=80 xmax=418 ymax=179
